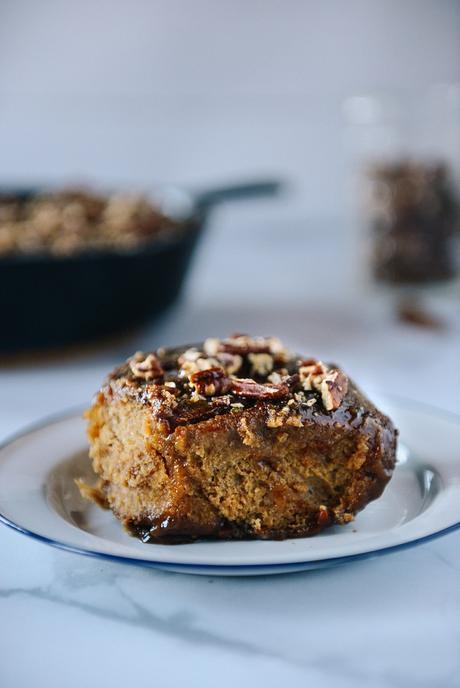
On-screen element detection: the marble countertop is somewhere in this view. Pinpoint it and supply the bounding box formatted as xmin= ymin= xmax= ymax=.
xmin=1 ymin=214 xmax=459 ymax=687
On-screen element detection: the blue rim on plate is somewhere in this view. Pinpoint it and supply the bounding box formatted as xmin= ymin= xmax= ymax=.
xmin=0 ymin=397 xmax=459 ymax=574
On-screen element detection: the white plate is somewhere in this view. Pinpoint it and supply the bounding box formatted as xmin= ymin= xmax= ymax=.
xmin=0 ymin=397 xmax=459 ymax=576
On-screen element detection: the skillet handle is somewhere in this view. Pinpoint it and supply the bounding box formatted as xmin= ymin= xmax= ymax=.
xmin=193 ymin=180 xmax=282 ymax=213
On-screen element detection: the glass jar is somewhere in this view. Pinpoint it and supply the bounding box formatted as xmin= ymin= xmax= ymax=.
xmin=343 ymin=86 xmax=460 ymax=316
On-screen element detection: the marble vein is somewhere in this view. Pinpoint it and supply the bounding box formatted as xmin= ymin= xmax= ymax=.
xmin=0 ymin=582 xmax=293 ymax=665
xmin=3 ymin=577 xmax=458 ymax=688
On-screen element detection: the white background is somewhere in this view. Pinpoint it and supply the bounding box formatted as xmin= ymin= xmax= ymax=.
xmin=1 ymin=0 xmax=460 ymax=220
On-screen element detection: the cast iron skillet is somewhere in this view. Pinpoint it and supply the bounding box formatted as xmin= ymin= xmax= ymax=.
xmin=0 ymin=181 xmax=280 ymax=352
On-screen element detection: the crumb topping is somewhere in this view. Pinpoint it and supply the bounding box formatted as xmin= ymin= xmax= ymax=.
xmin=0 ymin=188 xmax=181 ymax=257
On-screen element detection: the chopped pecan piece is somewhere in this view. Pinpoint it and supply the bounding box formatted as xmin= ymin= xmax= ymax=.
xmin=216 ymin=352 xmax=243 ymax=375
xmin=204 ymin=335 xmax=269 ymax=356
xmin=248 ymin=352 xmax=274 ymax=376
xmin=190 ymin=368 xmax=298 ymax=400
xmin=299 ymin=358 xmax=317 ymax=367
xmin=202 ymin=338 xmax=222 ymax=356
xmin=179 ymin=348 xmax=242 ymax=377
xmin=129 ymin=352 xmax=164 ymax=381
xmin=204 ymin=335 xmax=288 ymax=360
xmin=320 ymin=369 xmax=348 ymax=411
xmin=178 ymin=348 xmax=201 ymax=365
xmin=229 ymin=377 xmax=293 ymax=399
xmin=298 ymin=359 xmax=348 ymax=410
xmin=189 ymin=367 xmax=230 ymax=396
xmin=298 ymin=360 xmax=327 ymax=390
xmin=211 ymin=394 xmax=233 ymax=407
xmin=180 ymin=354 xmax=216 ymax=377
